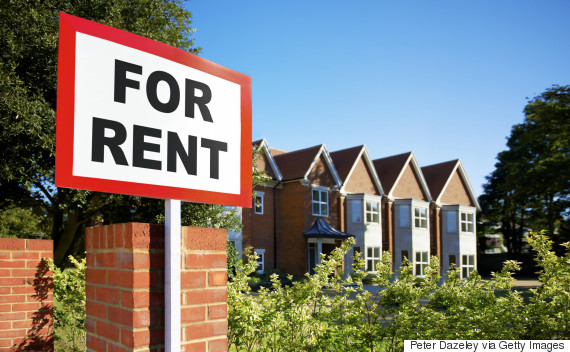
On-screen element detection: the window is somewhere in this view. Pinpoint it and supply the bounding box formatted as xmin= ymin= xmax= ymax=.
xmin=446 ymin=210 xmax=457 ymax=233
xmin=414 ymin=207 xmax=428 ymax=229
xmin=351 ymin=201 xmax=361 ymax=223
xmin=254 ymin=249 xmax=265 ymax=274
xmin=312 ymin=188 xmax=328 ymax=216
xmin=462 ymin=255 xmax=475 ymax=278
xmin=399 ymin=205 xmax=410 ymax=227
xmin=366 ymin=247 xmax=381 ymax=272
xmin=365 ymin=201 xmax=379 ymax=223
xmin=401 ymin=250 xmax=409 ymax=262
xmin=461 ymin=212 xmax=474 ymax=232
xmin=415 ymin=251 xmax=429 ymax=277
xmin=254 ymin=192 xmax=264 ymax=214
xmin=449 ymin=254 xmax=457 ymax=268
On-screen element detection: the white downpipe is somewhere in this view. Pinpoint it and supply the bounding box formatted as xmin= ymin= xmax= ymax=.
xmin=165 ymin=199 xmax=181 ymax=352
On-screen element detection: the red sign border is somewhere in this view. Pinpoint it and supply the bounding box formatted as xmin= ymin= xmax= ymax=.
xmin=56 ymin=13 xmax=252 ymax=207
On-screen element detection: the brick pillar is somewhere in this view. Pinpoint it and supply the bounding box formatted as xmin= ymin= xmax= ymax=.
xmin=0 ymin=238 xmax=53 ymax=352
xmin=86 ymin=223 xmax=228 ymax=352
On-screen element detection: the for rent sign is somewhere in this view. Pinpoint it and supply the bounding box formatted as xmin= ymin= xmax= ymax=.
xmin=56 ymin=13 xmax=252 ymax=206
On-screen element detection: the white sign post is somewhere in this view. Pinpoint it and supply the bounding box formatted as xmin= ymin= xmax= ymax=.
xmin=165 ymin=199 xmax=181 ymax=351
xmin=56 ymin=13 xmax=252 ymax=351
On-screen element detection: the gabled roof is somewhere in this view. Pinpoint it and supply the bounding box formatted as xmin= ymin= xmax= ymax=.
xmin=273 ymin=144 xmax=342 ymax=186
xmin=253 ymin=139 xmax=283 ymax=181
xmin=421 ymin=160 xmax=458 ymax=202
xmin=303 ymin=218 xmax=353 ymax=239
xmin=422 ymin=159 xmax=481 ymax=211
xmin=330 ymin=145 xmax=384 ymax=195
xmin=372 ymin=152 xmax=432 ymax=201
xmin=372 ymin=152 xmax=411 ymax=195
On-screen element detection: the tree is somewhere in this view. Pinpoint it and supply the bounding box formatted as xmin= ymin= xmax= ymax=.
xmin=479 ymin=85 xmax=570 ymax=256
xmin=0 ymin=0 xmax=247 ymax=266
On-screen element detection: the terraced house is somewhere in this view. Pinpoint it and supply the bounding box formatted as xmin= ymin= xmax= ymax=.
xmin=422 ymin=159 xmax=481 ymax=278
xmin=235 ymin=139 xmax=479 ymax=279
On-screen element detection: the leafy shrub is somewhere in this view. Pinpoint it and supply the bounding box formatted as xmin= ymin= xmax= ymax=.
xmin=228 ymin=232 xmax=569 ymax=351
xmin=45 ymin=256 xmax=86 ymax=352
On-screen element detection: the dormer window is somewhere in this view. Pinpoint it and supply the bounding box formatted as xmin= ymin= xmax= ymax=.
xmin=312 ymin=186 xmax=328 ymax=216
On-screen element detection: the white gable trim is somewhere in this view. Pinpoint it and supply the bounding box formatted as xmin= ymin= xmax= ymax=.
xmin=303 ymin=144 xmax=343 ymax=188
xmin=389 ymin=152 xmax=432 ymax=202
xmin=436 ymin=160 xmax=480 ymax=211
xmin=342 ymin=146 xmax=384 ymax=196
xmin=256 ymin=139 xmax=283 ymax=181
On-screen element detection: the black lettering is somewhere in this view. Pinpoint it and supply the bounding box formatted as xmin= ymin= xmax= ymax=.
xmin=146 ymin=71 xmax=180 ymax=113
xmin=201 ymin=138 xmax=227 ymax=179
xmin=132 ymin=125 xmax=161 ymax=170
xmin=167 ymin=132 xmax=197 ymax=175
xmin=114 ymin=60 xmax=142 ymax=103
xmin=185 ymin=79 xmax=213 ymax=122
xmin=91 ymin=117 xmax=128 ymax=165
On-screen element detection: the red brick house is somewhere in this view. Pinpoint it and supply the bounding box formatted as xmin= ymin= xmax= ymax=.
xmin=271 ymin=144 xmax=349 ymax=277
xmin=235 ymin=140 xmax=479 ymax=279
xmin=422 ymin=159 xmax=480 ymax=278
xmin=373 ymin=152 xmax=433 ymax=276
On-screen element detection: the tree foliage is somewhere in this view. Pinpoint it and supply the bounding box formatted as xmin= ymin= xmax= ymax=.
xmin=479 ymin=85 xmax=570 ymax=255
xmin=0 ymin=0 xmax=247 ymax=266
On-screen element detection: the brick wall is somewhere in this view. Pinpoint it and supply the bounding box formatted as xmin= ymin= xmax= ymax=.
xmin=242 ymin=185 xmax=276 ymax=270
xmin=0 ymin=238 xmax=53 ymax=352
xmin=86 ymin=223 xmax=227 ymax=352
xmin=391 ymin=163 xmax=429 ymax=201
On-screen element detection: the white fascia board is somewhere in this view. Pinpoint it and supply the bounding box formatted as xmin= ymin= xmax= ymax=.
xmin=434 ymin=160 xmax=481 ymax=212
xmin=363 ymin=146 xmax=385 ymax=196
xmin=409 ymin=152 xmax=433 ymax=202
xmin=304 ymin=144 xmax=343 ymax=188
xmin=257 ymin=139 xmax=283 ymax=181
xmin=434 ymin=161 xmax=459 ymax=206
xmin=457 ymin=160 xmax=481 ymax=212
xmin=387 ymin=153 xmax=413 ymax=199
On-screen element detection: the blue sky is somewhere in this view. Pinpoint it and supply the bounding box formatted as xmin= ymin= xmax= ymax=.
xmin=185 ymin=0 xmax=570 ymax=197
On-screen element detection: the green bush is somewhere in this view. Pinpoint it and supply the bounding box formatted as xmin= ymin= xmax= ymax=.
xmin=46 ymin=256 xmax=86 ymax=352
xmin=228 ymin=232 xmax=569 ymax=351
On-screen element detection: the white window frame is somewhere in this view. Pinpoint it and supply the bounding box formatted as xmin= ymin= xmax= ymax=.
xmin=460 ymin=212 xmax=474 ymax=233
xmin=414 ymin=207 xmax=428 ymax=229
xmin=365 ymin=201 xmax=380 ymax=224
xmin=446 ymin=210 xmax=458 ymax=233
xmin=414 ymin=251 xmax=429 ymax=277
xmin=312 ymin=186 xmax=329 ymax=217
xmin=366 ymin=246 xmax=381 ymax=272
xmin=399 ymin=204 xmax=410 ymax=228
xmin=254 ymin=249 xmax=265 ymax=274
xmin=462 ymin=255 xmax=475 ymax=278
xmin=254 ymin=191 xmax=264 ymax=215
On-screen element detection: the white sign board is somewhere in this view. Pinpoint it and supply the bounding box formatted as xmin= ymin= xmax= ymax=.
xmin=56 ymin=13 xmax=252 ymax=207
